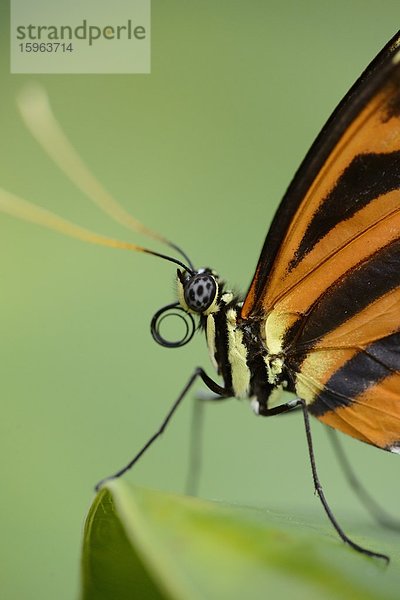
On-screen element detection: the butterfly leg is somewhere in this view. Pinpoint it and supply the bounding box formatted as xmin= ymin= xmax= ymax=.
xmin=300 ymin=400 xmax=389 ymax=562
xmin=95 ymin=368 xmax=228 ymax=491
xmin=327 ymin=427 xmax=400 ymax=531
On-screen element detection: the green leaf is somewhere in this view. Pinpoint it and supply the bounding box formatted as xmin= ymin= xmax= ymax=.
xmin=81 ymin=481 xmax=400 ymax=600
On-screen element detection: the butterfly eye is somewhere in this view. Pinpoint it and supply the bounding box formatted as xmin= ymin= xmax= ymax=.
xmin=184 ymin=274 xmax=217 ymax=313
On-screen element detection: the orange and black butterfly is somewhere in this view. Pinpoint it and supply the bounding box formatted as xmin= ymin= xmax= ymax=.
xmin=1 ymin=32 xmax=400 ymax=561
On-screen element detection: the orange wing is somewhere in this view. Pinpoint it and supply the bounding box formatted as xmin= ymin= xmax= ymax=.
xmin=241 ymin=32 xmax=400 ymax=450
xmin=292 ymin=289 xmax=400 ymax=450
xmin=242 ymin=34 xmax=400 ymax=325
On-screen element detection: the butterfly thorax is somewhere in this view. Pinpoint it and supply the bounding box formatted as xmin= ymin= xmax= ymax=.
xmin=177 ymin=268 xmax=289 ymax=409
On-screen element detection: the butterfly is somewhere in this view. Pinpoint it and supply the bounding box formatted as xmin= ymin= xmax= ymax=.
xmin=1 ymin=31 xmax=400 ymax=562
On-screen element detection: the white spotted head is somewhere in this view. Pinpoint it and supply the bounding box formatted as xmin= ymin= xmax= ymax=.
xmin=177 ymin=268 xmax=219 ymax=314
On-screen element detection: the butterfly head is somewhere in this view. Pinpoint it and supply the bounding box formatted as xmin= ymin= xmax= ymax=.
xmin=177 ymin=268 xmax=220 ymax=315
xmin=150 ymin=267 xmax=223 ymax=349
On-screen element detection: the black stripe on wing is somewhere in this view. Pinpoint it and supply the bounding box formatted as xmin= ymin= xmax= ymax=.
xmin=285 ymin=237 xmax=400 ymax=355
xmin=289 ymin=150 xmax=400 ymax=271
xmin=308 ymin=330 xmax=400 ymax=417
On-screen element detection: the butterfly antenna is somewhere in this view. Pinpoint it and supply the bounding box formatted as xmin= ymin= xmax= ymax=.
xmin=0 ymin=188 xmax=193 ymax=273
xmin=17 ymin=84 xmax=194 ymax=271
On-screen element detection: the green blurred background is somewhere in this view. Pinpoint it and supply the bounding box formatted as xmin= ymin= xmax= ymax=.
xmin=1 ymin=1 xmax=399 ymax=598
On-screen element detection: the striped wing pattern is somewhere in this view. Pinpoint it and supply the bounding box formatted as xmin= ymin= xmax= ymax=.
xmin=242 ymin=33 xmax=400 ymax=450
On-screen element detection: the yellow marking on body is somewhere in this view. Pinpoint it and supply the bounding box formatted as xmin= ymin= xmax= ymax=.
xmin=226 ymin=308 xmax=250 ymax=398
xmin=264 ymin=354 xmax=283 ymax=385
xmin=221 ymin=292 xmax=234 ymax=304
xmin=206 ymin=315 xmax=218 ymax=371
xmin=204 ymin=282 xmax=220 ymax=315
xmin=204 ymin=289 xmax=231 ymax=316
